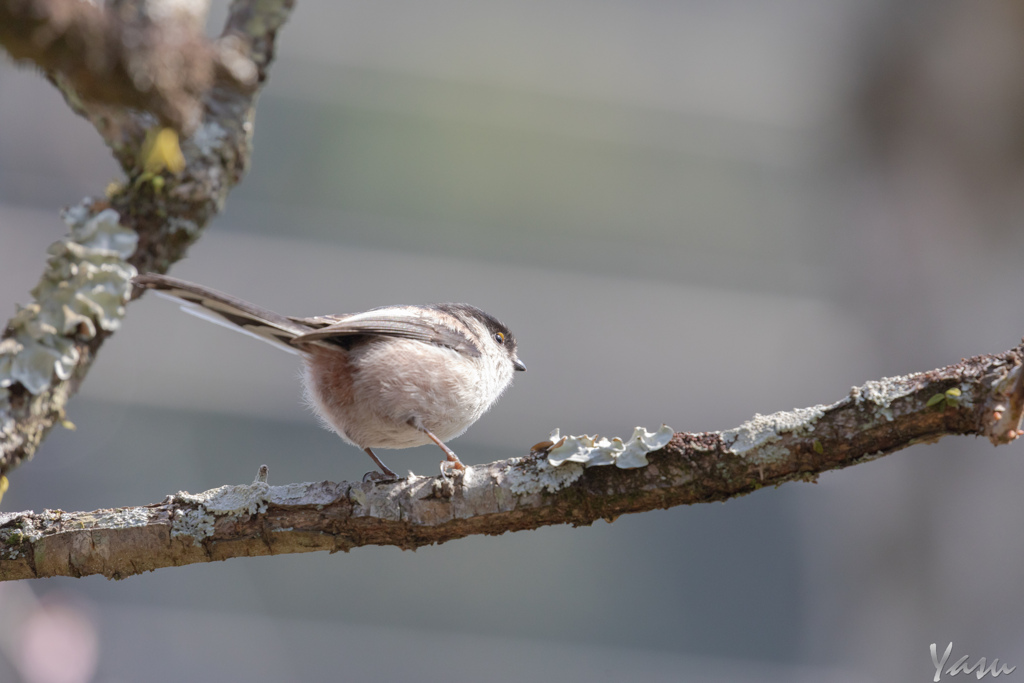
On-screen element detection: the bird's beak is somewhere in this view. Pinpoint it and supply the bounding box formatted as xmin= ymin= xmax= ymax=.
xmin=513 ymin=358 xmax=527 ymax=372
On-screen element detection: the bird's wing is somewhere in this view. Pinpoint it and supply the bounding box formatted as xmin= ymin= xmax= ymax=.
xmin=290 ymin=307 xmax=481 ymax=357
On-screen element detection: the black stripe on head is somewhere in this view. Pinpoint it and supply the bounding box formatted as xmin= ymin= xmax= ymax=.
xmin=431 ymin=303 xmax=517 ymax=351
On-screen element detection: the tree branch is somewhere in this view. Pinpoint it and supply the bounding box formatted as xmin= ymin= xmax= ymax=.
xmin=3 ymin=341 xmax=1021 ymax=581
xmin=0 ymin=0 xmax=222 ymax=132
xmin=0 ymin=0 xmax=295 ymax=480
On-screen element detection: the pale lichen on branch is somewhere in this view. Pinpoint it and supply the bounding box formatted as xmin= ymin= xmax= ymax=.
xmin=0 ymin=0 xmax=297 ymax=482
xmin=1 ymin=342 xmax=1021 ymax=582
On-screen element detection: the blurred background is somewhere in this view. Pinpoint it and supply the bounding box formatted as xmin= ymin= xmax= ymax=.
xmin=3 ymin=0 xmax=1024 ymax=680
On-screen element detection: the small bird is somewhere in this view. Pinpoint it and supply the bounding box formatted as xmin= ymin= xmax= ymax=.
xmin=133 ymin=274 xmax=525 ymax=479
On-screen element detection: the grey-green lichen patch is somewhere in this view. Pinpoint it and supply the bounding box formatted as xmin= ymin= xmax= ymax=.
xmin=267 ymin=481 xmax=342 ymax=507
xmin=190 ymin=120 xmax=228 ymax=156
xmin=957 ymin=382 xmax=975 ymax=409
xmin=0 ymin=204 xmax=137 ymax=395
xmin=0 ymin=533 xmax=24 ymax=559
xmin=502 ymin=457 xmax=585 ymax=495
xmin=0 ymin=520 xmax=33 ymax=559
xmin=76 ymin=507 xmax=152 ymax=529
xmin=171 ymin=482 xmax=271 ymax=544
xmin=171 ymin=508 xmax=216 ymax=545
xmin=39 ymin=509 xmax=64 ymax=523
xmin=0 ymin=389 xmax=15 ymax=440
xmin=543 ymin=426 xmax=674 ymax=469
xmin=176 ymin=482 xmax=270 ymax=516
xmin=0 ymin=510 xmax=60 ymax=558
xmin=168 ymin=481 xmax=343 ymax=544
xmin=0 ymin=404 xmax=21 ymax=462
xmin=0 ymin=506 xmax=153 ymax=556
xmin=721 ymin=405 xmax=829 ymax=460
xmin=849 ymin=374 xmax=919 ymax=422
xmin=0 ymin=511 xmax=30 ymax=528
xmin=347 ymin=476 xmax=446 ymax=522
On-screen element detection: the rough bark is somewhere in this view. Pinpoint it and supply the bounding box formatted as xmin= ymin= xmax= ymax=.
xmin=0 ymin=0 xmax=295 ymax=478
xmin=2 ymin=341 xmax=1020 ymax=581
xmin=0 ymin=0 xmax=222 ymax=132
xmin=0 ymin=0 xmax=273 ymax=134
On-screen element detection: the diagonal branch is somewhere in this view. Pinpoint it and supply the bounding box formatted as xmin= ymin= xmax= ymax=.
xmin=0 ymin=0 xmax=295 ymax=480
xmin=2 ymin=341 xmax=1021 ymax=581
xmin=0 ymin=0 xmax=218 ymax=132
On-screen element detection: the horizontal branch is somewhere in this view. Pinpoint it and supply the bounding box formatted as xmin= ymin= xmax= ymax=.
xmin=2 ymin=341 xmax=1022 ymax=581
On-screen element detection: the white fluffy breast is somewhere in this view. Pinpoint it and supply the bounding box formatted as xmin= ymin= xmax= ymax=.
xmin=301 ymin=334 xmax=515 ymax=450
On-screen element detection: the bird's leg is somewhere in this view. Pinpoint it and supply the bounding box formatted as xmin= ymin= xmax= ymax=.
xmin=363 ymin=447 xmax=399 ymax=480
xmin=408 ymin=417 xmax=466 ymax=471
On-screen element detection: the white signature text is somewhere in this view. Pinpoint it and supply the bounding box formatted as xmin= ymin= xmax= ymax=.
xmin=931 ymin=642 xmax=1016 ymax=681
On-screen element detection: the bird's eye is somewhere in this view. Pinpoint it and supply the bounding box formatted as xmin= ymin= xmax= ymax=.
xmin=494 ymin=332 xmax=505 ymax=345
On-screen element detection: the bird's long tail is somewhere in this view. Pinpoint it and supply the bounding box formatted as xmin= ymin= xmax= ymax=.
xmin=133 ymin=274 xmax=312 ymax=355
